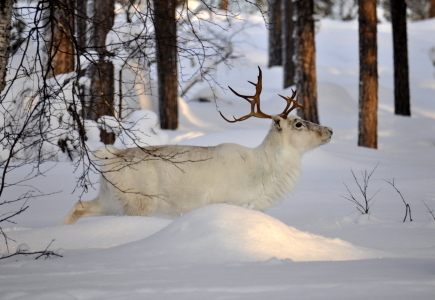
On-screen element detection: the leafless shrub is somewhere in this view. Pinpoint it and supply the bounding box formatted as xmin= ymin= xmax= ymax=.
xmin=384 ymin=179 xmax=412 ymax=222
xmin=341 ymin=164 xmax=380 ymax=214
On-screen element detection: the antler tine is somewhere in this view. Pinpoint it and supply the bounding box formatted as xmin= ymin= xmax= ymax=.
xmin=277 ymin=89 xmax=305 ymax=118
xmin=227 ymin=86 xmax=251 ymax=103
xmin=219 ymin=67 xmax=271 ymax=123
xmin=219 ymin=111 xmax=238 ymax=123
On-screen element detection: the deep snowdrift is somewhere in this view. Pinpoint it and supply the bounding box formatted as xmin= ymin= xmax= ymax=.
xmin=100 ymin=204 xmax=381 ymax=264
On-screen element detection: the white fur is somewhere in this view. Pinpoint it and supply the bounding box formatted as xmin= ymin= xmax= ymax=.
xmin=62 ymin=115 xmax=333 ymax=224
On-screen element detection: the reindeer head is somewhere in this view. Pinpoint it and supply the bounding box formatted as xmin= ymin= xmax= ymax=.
xmin=220 ymin=67 xmax=333 ymax=152
xmin=270 ymin=114 xmax=333 ymax=152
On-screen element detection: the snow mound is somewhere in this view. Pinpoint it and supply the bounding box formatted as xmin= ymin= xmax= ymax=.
xmin=1 ymin=217 xmax=172 ymax=253
xmin=116 ymin=204 xmax=380 ymax=264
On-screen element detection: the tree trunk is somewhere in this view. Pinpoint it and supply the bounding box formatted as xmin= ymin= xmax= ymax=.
xmin=358 ymin=0 xmax=378 ymax=149
xmin=75 ymin=0 xmax=87 ymax=126
xmin=268 ymin=0 xmax=283 ymax=67
xmin=283 ymin=0 xmax=295 ymax=88
xmin=88 ymin=0 xmax=114 ymax=53
xmin=220 ymin=0 xmax=228 ymax=11
xmin=88 ymin=60 xmax=116 ymax=143
xmin=75 ymin=0 xmax=87 ymax=50
xmin=429 ymin=0 xmax=435 ymax=18
xmin=0 ymin=0 xmax=13 ymax=93
xmin=87 ymin=0 xmax=116 ymax=144
xmin=46 ymin=0 xmax=75 ymax=78
xmin=294 ymin=0 xmax=319 ymax=124
xmin=153 ymin=0 xmax=178 ymax=130
xmin=391 ymin=0 xmax=411 ymax=116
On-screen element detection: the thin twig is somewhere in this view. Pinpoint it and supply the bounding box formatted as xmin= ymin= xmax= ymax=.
xmin=0 ymin=227 xmax=16 ymax=254
xmin=384 ymin=179 xmax=412 ymax=222
xmin=422 ymin=200 xmax=435 ymax=220
xmin=341 ymin=164 xmax=380 ymax=214
xmin=0 ymin=239 xmax=62 ymax=260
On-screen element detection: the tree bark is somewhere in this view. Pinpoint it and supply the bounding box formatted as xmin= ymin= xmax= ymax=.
xmin=153 ymin=0 xmax=178 ymax=130
xmin=430 ymin=0 xmax=435 ymax=18
xmin=46 ymin=0 xmax=75 ymax=78
xmin=220 ymin=0 xmax=228 ymax=11
xmin=75 ymin=0 xmax=87 ymax=126
xmin=0 ymin=0 xmax=13 ymax=93
xmin=294 ymin=0 xmax=319 ymax=124
xmin=268 ymin=0 xmax=283 ymax=67
xmin=391 ymin=0 xmax=411 ymax=116
xmin=87 ymin=0 xmax=116 ymax=144
xmin=283 ymin=0 xmax=295 ymax=88
xmin=358 ymin=0 xmax=378 ymax=149
xmin=88 ymin=60 xmax=116 ymax=143
xmin=88 ymin=0 xmax=114 ymax=54
xmin=75 ymin=0 xmax=88 ymax=50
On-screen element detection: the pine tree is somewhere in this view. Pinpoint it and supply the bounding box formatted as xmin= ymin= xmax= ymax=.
xmin=153 ymin=0 xmax=178 ymax=130
xmin=75 ymin=0 xmax=87 ymax=50
xmin=87 ymin=0 xmax=116 ymax=144
xmin=294 ymin=0 xmax=319 ymax=124
xmin=268 ymin=0 xmax=283 ymax=67
xmin=283 ymin=0 xmax=295 ymax=88
xmin=45 ymin=0 xmax=75 ymax=78
xmin=391 ymin=0 xmax=411 ymax=116
xmin=358 ymin=0 xmax=378 ymax=149
xmin=220 ymin=0 xmax=228 ymax=11
xmin=430 ymin=0 xmax=435 ymax=19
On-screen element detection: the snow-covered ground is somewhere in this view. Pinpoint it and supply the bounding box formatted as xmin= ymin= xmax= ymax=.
xmin=1 ymin=13 xmax=435 ymax=300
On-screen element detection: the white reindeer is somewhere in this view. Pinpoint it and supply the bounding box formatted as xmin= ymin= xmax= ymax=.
xmin=62 ymin=68 xmax=333 ymax=224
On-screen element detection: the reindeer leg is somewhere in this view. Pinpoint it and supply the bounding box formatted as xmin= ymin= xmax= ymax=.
xmin=61 ymin=199 xmax=105 ymax=225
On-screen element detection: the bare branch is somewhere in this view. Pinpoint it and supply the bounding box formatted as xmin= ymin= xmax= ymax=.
xmin=384 ymin=179 xmax=412 ymax=222
xmin=0 ymin=239 xmax=62 ymax=260
xmin=422 ymin=200 xmax=435 ymax=220
xmin=341 ymin=164 xmax=380 ymax=214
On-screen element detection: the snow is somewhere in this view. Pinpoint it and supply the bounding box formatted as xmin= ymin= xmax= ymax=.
xmin=99 ymin=110 xmax=169 ymax=148
xmin=104 ymin=204 xmax=381 ymax=265
xmin=1 ymin=9 xmax=435 ymax=300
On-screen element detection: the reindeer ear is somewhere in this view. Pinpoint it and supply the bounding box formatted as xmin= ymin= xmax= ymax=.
xmin=272 ymin=115 xmax=283 ymax=132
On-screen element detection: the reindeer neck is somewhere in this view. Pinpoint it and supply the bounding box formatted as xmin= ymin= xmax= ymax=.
xmin=255 ymin=128 xmax=302 ymax=169
xmin=251 ymin=127 xmax=302 ymax=203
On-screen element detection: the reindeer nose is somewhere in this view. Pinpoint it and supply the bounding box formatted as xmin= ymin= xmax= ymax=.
xmin=327 ymin=127 xmax=333 ymax=135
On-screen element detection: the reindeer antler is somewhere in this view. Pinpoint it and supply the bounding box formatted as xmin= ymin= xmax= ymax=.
xmin=219 ymin=67 xmax=271 ymax=123
xmin=277 ymin=90 xmax=305 ymax=119
xmin=219 ymin=67 xmax=304 ymax=123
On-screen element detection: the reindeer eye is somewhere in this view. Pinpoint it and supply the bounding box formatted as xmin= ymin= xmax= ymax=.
xmin=295 ymin=122 xmax=303 ymax=128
